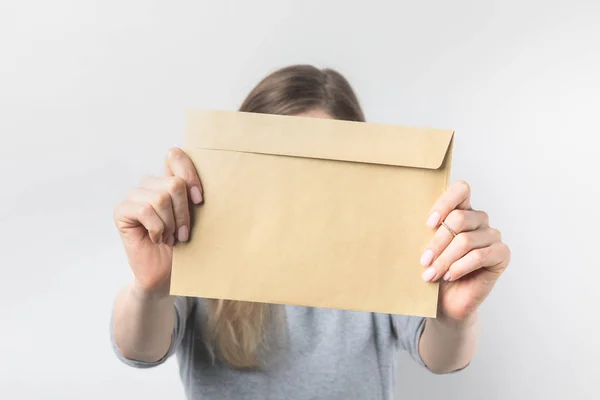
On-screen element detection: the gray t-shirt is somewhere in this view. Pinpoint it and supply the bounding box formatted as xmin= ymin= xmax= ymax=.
xmin=111 ymin=297 xmax=429 ymax=399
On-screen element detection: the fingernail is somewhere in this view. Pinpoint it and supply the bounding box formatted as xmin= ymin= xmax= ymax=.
xmin=167 ymin=235 xmax=175 ymax=246
xmin=178 ymin=225 xmax=189 ymax=242
xmin=422 ymin=267 xmax=437 ymax=282
xmin=190 ymin=186 xmax=202 ymax=204
xmin=420 ymin=249 xmax=434 ymax=266
xmin=427 ymin=211 xmax=440 ymax=228
xmin=443 ymin=271 xmax=451 ymax=281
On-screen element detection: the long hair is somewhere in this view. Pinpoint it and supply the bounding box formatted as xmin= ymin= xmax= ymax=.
xmin=206 ymin=65 xmax=365 ymax=369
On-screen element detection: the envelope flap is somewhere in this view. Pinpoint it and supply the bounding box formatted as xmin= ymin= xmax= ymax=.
xmin=185 ymin=109 xmax=454 ymax=170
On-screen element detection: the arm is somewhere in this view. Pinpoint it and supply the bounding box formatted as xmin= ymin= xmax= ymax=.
xmin=419 ymin=313 xmax=480 ymax=374
xmin=112 ymin=281 xmax=175 ymax=362
xmin=416 ymin=180 xmax=510 ymax=373
xmin=111 ymin=147 xmax=203 ymax=364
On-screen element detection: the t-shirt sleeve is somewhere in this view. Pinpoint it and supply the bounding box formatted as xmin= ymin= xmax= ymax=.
xmin=110 ymin=296 xmax=191 ymax=368
xmin=390 ymin=314 xmax=429 ymax=369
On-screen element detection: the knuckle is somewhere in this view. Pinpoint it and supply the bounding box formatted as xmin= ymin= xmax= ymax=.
xmin=474 ymin=248 xmax=488 ymax=265
xmin=140 ymin=174 xmax=155 ymax=186
xmin=456 ymin=233 xmax=471 ymax=249
xmin=432 ymin=255 xmax=449 ymax=270
xmin=429 ymin=240 xmax=443 ymax=255
xmin=505 ymin=245 xmax=512 ymax=265
xmin=457 ymin=180 xmax=471 ymax=195
xmin=499 ymin=241 xmax=510 ymax=257
xmin=137 ymin=203 xmax=154 ymax=218
xmin=175 ymin=208 xmax=190 ymax=224
xmin=125 ymin=187 xmax=140 ymax=200
xmin=146 ymin=224 xmax=159 ymax=236
xmin=449 ymin=210 xmax=467 ymax=231
xmin=113 ymin=203 xmax=125 ymax=223
xmin=481 ymin=211 xmax=490 ymax=226
xmin=168 ymin=176 xmax=186 ymax=194
xmin=490 ymin=227 xmax=502 ymax=241
xmin=154 ymin=192 xmax=172 ymax=209
xmin=166 ymin=147 xmax=184 ymax=162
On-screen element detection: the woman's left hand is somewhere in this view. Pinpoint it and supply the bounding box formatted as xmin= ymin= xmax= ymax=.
xmin=420 ymin=180 xmax=511 ymax=324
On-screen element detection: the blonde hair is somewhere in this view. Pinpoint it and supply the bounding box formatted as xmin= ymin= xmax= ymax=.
xmin=206 ymin=65 xmax=365 ymax=369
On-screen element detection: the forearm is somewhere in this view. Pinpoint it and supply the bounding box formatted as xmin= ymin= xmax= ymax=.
xmin=112 ymin=280 xmax=175 ymax=362
xmin=418 ymin=313 xmax=480 ymax=374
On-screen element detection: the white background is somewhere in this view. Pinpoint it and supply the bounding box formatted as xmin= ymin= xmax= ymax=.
xmin=1 ymin=1 xmax=599 ymax=399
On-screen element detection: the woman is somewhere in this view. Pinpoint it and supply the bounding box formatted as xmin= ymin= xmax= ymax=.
xmin=111 ymin=65 xmax=511 ymax=399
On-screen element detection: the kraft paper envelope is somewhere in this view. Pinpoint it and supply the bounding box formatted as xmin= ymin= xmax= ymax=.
xmin=171 ymin=109 xmax=454 ymax=318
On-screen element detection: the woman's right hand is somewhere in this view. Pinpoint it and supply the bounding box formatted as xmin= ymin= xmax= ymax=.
xmin=113 ymin=148 xmax=203 ymax=297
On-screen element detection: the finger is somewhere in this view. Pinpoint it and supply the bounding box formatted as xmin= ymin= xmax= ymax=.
xmin=165 ymin=147 xmax=203 ymax=204
xmin=426 ymin=180 xmax=472 ymax=228
xmin=446 ymin=241 xmax=510 ymax=281
xmin=445 ymin=209 xmax=489 ymax=231
xmin=141 ymin=176 xmax=190 ymax=242
xmin=420 ymin=209 xmax=489 ymax=267
xmin=127 ymin=187 xmax=176 ymax=243
xmin=114 ymin=201 xmax=165 ymax=244
xmin=421 ymin=228 xmax=501 ymax=282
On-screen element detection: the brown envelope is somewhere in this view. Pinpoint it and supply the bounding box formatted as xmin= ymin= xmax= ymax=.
xmin=171 ymin=109 xmax=454 ymax=318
